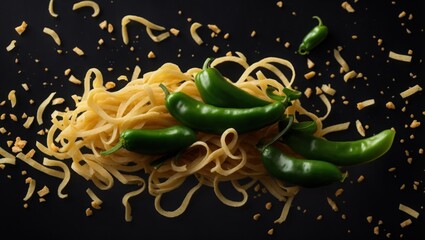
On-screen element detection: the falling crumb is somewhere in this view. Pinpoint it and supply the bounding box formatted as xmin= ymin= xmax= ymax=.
xmin=304 ymin=71 xmax=316 ymax=80
xmin=37 ymin=185 xmax=50 ymax=197
xmin=265 ymin=202 xmax=272 ymax=210
xmin=15 ymin=21 xmax=28 ymax=35
xmin=398 ymin=11 xmax=406 ymax=18
xmin=6 ymin=40 xmax=17 ymax=52
xmin=23 ymin=203 xmax=29 ymax=208
xmin=388 ymin=167 xmax=396 ymax=172
xmin=250 ymin=30 xmax=256 ymax=37
xmin=307 ymin=58 xmax=315 ymax=69
xmin=223 ymin=33 xmax=230 ymax=39
xmin=170 ymin=28 xmax=180 ymax=36
xmin=284 ymin=42 xmax=291 ymax=48
xmin=276 ymin=1 xmax=283 ymax=8
xmin=385 ymin=101 xmax=395 ymax=109
xmin=267 ymin=228 xmax=274 ymax=236
xmin=400 ymin=219 xmax=412 ymax=228
xmin=335 ymin=188 xmax=344 ymax=197
xmin=98 ymin=38 xmax=104 ymax=45
xmin=69 ymin=75 xmax=82 ymax=85
xmin=327 ymin=197 xmax=338 ymax=212
xmin=207 ymin=24 xmax=221 ymax=34
xmin=341 ymin=1 xmax=355 ymax=13
xmin=357 ymin=175 xmax=365 ymax=183
xmin=107 ymin=23 xmax=114 ymax=33
xmin=374 ymin=226 xmax=379 ymax=235
xmin=73 ymin=47 xmax=85 ymax=56
xmin=85 ymin=208 xmax=93 ymax=216
xmin=367 ymin=216 xmax=373 ymax=223
xmin=105 ymin=81 xmax=116 ymax=90
xmin=147 ymin=51 xmax=156 ymax=59
xmin=316 ymin=215 xmax=323 ymax=220
xmin=212 ymin=45 xmax=219 ymax=53
xmin=252 ymin=213 xmax=261 ymax=221
xmin=52 ymin=98 xmax=65 ymax=105
xmin=99 ymin=20 xmax=107 ymax=30
xmin=409 ymin=120 xmax=420 ymax=128
xmin=39 ymin=198 xmax=46 ymax=203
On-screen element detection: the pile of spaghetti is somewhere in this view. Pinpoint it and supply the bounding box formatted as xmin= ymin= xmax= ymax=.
xmin=37 ymin=55 xmax=339 ymax=222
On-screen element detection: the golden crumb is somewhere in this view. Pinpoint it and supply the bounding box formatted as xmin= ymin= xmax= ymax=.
xmin=276 ymin=1 xmax=283 ymax=8
xmin=252 ymin=213 xmax=261 ymax=221
xmin=267 ymin=228 xmax=274 ymax=236
xmin=85 ymin=208 xmax=93 ymax=216
xmin=304 ymin=71 xmax=316 ymax=80
xmin=265 ymin=202 xmax=272 ymax=210
xmin=250 ymin=30 xmax=256 ymax=37
xmin=148 ymin=51 xmax=156 ymax=59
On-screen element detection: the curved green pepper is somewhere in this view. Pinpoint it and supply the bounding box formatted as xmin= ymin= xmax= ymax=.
xmin=100 ymin=125 xmax=197 ymax=156
xmin=260 ymin=144 xmax=343 ymax=188
xmin=194 ymin=58 xmax=271 ymax=108
xmin=160 ymin=84 xmax=285 ymax=135
xmin=282 ymin=129 xmax=396 ymax=166
xmin=298 ymin=16 xmax=328 ymax=55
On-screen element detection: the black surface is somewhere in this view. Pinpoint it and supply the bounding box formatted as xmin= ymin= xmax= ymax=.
xmin=0 ymin=1 xmax=424 ymax=239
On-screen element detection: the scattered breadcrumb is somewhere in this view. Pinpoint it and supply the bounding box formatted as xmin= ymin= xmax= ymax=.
xmin=147 ymin=51 xmax=156 ymax=59
xmin=400 ymin=219 xmax=412 ymax=228
xmin=307 ymin=58 xmax=315 ymax=69
xmin=85 ymin=207 xmax=93 ymax=216
xmin=304 ymin=71 xmax=316 ymax=80
xmin=99 ymin=20 xmax=107 ymax=30
xmin=69 ymin=75 xmax=82 ymax=85
xmin=207 ymin=24 xmax=221 ymax=34
xmin=73 ymin=47 xmax=85 ymax=56
xmin=327 ymin=197 xmax=338 ymax=212
xmin=267 ymin=228 xmax=274 ymax=236
xmin=357 ymin=99 xmax=375 ymax=110
xmin=335 ymin=188 xmax=344 ymax=197
xmin=6 ymin=40 xmax=17 ymax=52
xmin=276 ymin=1 xmax=283 ymax=8
xmin=15 ymin=21 xmax=28 ymax=35
xmin=170 ymin=28 xmax=180 ymax=36
xmin=385 ymin=101 xmax=396 ymax=109
xmin=355 ymin=119 xmax=366 ymax=137
xmin=357 ymin=175 xmax=365 ymax=183
xmin=253 ymin=213 xmax=261 ymax=220
xmin=343 ymin=70 xmax=357 ymax=82
xmin=250 ymin=30 xmax=256 ymax=37
xmin=265 ymin=202 xmax=272 ymax=210
xmin=37 ymin=185 xmax=50 ymax=197
xmin=341 ymin=1 xmax=355 ymax=13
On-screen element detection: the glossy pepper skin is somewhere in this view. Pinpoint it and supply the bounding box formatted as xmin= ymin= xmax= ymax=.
xmin=100 ymin=125 xmax=197 ymax=156
xmin=298 ymin=16 xmax=328 ymax=55
xmin=283 ymin=129 xmax=395 ymax=166
xmin=194 ymin=58 xmax=270 ymax=108
xmin=260 ymin=144 xmax=343 ymax=188
xmin=160 ymin=84 xmax=285 ymax=135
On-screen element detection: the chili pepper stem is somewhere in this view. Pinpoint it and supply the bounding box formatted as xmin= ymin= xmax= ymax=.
xmin=159 ymin=83 xmax=170 ymax=96
xmin=100 ymin=141 xmax=123 ymax=156
xmin=257 ymin=115 xmax=294 ymax=151
xmin=312 ymin=16 xmax=323 ymax=26
xmin=203 ymin=57 xmax=214 ymax=70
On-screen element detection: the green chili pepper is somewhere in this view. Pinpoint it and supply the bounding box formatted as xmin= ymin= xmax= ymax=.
xmin=260 ymin=144 xmax=343 ymax=188
xmin=160 ymin=84 xmax=285 ymax=135
xmin=194 ymin=58 xmax=271 ymax=108
xmin=279 ymin=119 xmax=318 ymax=134
xmin=282 ymin=129 xmax=396 ymax=166
xmin=100 ymin=125 xmax=197 ymax=156
xmin=298 ymin=16 xmax=328 ymax=55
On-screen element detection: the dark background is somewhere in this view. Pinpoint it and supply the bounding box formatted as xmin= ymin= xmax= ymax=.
xmin=0 ymin=0 xmax=423 ymax=239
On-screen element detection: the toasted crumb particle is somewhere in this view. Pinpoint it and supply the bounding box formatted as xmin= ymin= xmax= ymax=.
xmin=23 ymin=203 xmax=29 ymax=208
xmin=99 ymin=20 xmax=107 ymax=30
xmin=357 ymin=175 xmax=365 ymax=183
xmin=304 ymin=88 xmax=312 ymax=98
xmin=39 ymin=198 xmax=46 ymax=203
xmin=267 ymin=228 xmax=274 ymax=236
xmin=223 ymin=33 xmax=230 ymax=39
xmin=341 ymin=214 xmax=347 ymax=220
xmin=341 ymin=1 xmax=355 ymax=13
xmin=335 ymin=188 xmax=344 ymax=197
xmin=419 ymin=148 xmax=424 ymax=155
xmin=355 ymin=119 xmax=366 ymax=137
xmin=265 ymin=202 xmax=272 ymax=210
xmin=304 ymin=71 xmax=316 ymax=80
xmin=91 ymin=200 xmax=102 ymax=210
xmin=400 ymin=219 xmax=412 ymax=228
xmin=212 ymin=45 xmax=219 ymax=53
xmin=366 ymin=216 xmax=373 ymax=223
xmin=25 ymin=149 xmax=36 ymax=158
xmin=52 ymin=98 xmax=65 ymax=105
xmin=107 ymin=23 xmax=114 ymax=33
xmin=85 ymin=208 xmax=93 ymax=216
xmin=374 ymin=226 xmax=379 ymax=235
xmin=15 ymin=21 xmax=28 ymax=35
xmin=398 ymin=11 xmax=406 ymax=18
xmin=8 ymin=90 xmax=17 ymax=108
xmin=147 ymin=51 xmax=156 ymax=59
xmin=327 ymin=197 xmax=338 ymax=212
xmin=170 ymin=28 xmax=180 ymax=36
xmin=207 ymin=24 xmax=221 ymax=34
xmin=385 ymin=101 xmax=395 ymax=109
xmin=316 ymin=215 xmax=323 ymax=220
xmin=276 ymin=1 xmax=283 ymax=8
xmin=250 ymin=30 xmax=256 ymax=37
xmin=37 ymin=185 xmax=50 ymax=197
xmin=253 ymin=213 xmax=261 ymax=220
xmin=69 ymin=75 xmax=82 ymax=85
xmin=10 ymin=114 xmax=18 ymax=122
xmin=409 ymin=120 xmax=420 ymax=128
xmin=307 ymin=58 xmax=315 ymax=69
xmin=388 ymin=167 xmax=396 ymax=172
xmin=343 ymin=70 xmax=357 ymax=82
xmin=73 ymin=47 xmax=85 ymax=56
xmin=357 ymin=99 xmax=375 ymax=110
xmin=275 ymin=37 xmax=281 ymax=42
xmin=105 ymin=81 xmax=116 ymax=90
xmin=6 ymin=40 xmax=17 ymax=52
xmin=98 ymin=38 xmax=104 ymax=45
xmin=284 ymin=42 xmax=291 ymax=48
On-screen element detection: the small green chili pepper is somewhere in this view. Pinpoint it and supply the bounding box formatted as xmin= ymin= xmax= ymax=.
xmin=298 ymin=16 xmax=328 ymax=55
xmin=282 ymin=129 xmax=396 ymax=166
xmin=194 ymin=58 xmax=271 ymax=108
xmin=160 ymin=84 xmax=285 ymax=135
xmin=100 ymin=125 xmax=197 ymax=156
xmin=260 ymin=144 xmax=343 ymax=188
